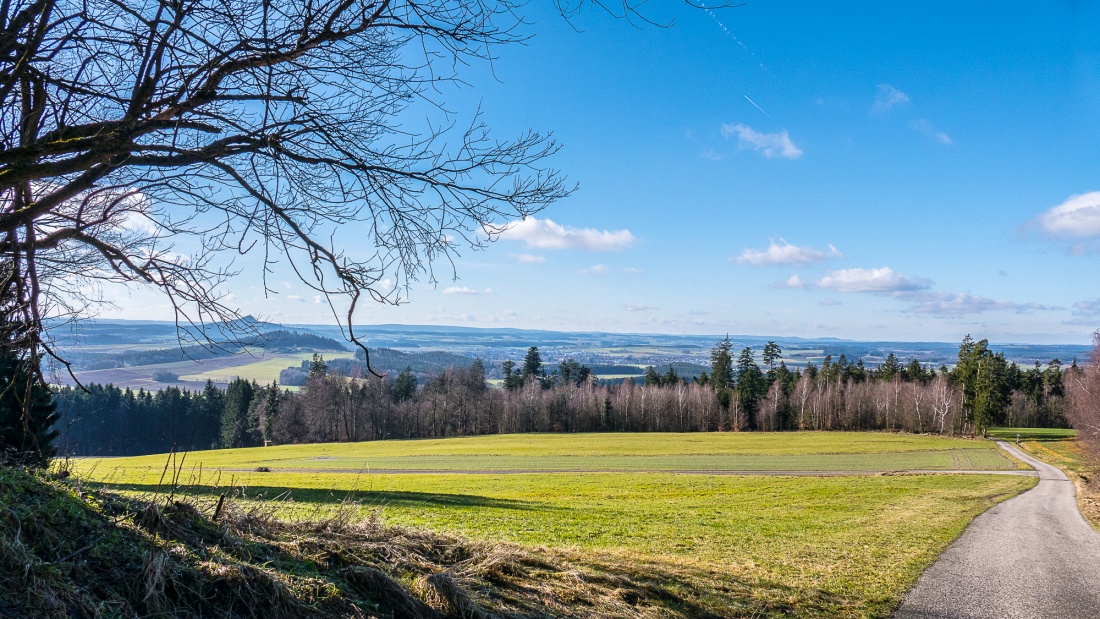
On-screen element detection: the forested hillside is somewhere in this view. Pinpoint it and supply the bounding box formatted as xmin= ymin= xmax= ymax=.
xmin=71 ymin=330 xmax=347 ymax=371
xmin=54 ymin=336 xmax=1073 ymax=457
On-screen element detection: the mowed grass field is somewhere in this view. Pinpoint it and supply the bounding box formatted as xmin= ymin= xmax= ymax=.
xmin=78 ymin=432 xmax=1036 ymax=617
xmin=82 ymin=431 xmax=1024 ymax=474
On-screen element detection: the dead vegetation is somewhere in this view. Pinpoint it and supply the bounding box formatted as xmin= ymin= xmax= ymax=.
xmin=0 ymin=465 xmax=798 ymax=618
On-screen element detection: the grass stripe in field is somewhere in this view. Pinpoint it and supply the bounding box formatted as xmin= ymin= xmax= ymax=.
xmin=131 ymin=450 xmax=1012 ymax=473
xmin=78 ymin=431 xmax=1013 ymax=474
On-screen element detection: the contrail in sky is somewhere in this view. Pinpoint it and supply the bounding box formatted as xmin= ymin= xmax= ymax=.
xmin=744 ymin=95 xmax=772 ymax=119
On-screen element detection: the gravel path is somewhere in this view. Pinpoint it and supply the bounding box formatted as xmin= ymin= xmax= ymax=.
xmin=894 ymin=441 xmax=1100 ymax=619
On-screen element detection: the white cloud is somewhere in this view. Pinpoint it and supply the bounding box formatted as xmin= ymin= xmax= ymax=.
xmin=623 ymin=267 xmax=644 ymax=274
xmin=287 ymin=295 xmax=304 ymax=302
xmin=775 ymin=274 xmax=806 ymax=289
xmin=442 ymin=286 xmax=478 ymax=295
xmin=497 ymin=217 xmax=636 ymax=252
xmin=511 ymin=253 xmax=546 ymax=263
xmin=873 ymin=84 xmax=909 ymax=113
xmin=905 ymin=292 xmax=1015 ymax=316
xmin=910 ymin=119 xmax=952 ymax=145
xmin=581 ymin=264 xmax=609 ymax=274
xmin=736 ymin=240 xmax=843 ymax=267
xmin=819 ymin=299 xmax=842 ymax=306
xmin=817 ymin=267 xmax=930 ymax=293
xmin=280 ymin=281 xmax=293 ymax=290
xmin=905 ymin=292 xmax=1061 ymax=317
xmin=720 ymin=123 xmax=803 ymax=159
xmin=1036 ymin=191 xmax=1100 ymax=238
xmin=311 ymin=295 xmax=322 ymax=304
xmin=625 ymin=303 xmax=658 ymax=312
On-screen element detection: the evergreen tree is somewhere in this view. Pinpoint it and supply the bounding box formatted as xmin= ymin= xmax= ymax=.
xmin=0 ymin=350 xmax=57 ymax=465
xmin=1044 ymin=359 xmax=1065 ymax=399
xmin=558 ymin=358 xmax=591 ymax=387
xmin=710 ymin=336 xmax=734 ymax=390
xmin=197 ymin=380 xmax=225 ymax=449
xmin=309 ymin=353 xmax=328 ymax=378
xmin=879 ymin=353 xmax=900 ymax=380
xmin=762 ymin=341 xmax=782 ymax=373
xmin=0 ymin=270 xmax=56 ymax=465
xmin=393 ymin=366 xmax=418 ymax=403
xmin=644 ymin=366 xmax=661 ymax=386
xmin=522 ymin=346 xmax=544 ymax=381
xmin=262 ymin=382 xmax=279 ymax=443
xmin=953 ymin=335 xmax=1010 ymax=434
xmin=736 ymin=346 xmax=766 ymax=430
xmin=220 ymin=378 xmax=257 ymax=448
xmin=501 ymin=360 xmax=520 ymax=391
xmin=663 ymin=365 xmax=680 ymax=386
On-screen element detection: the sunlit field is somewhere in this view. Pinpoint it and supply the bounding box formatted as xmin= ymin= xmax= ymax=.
xmin=78 ymin=432 xmax=1035 ymax=617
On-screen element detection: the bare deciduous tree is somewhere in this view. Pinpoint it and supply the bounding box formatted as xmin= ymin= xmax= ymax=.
xmin=1 ymin=0 xmax=576 ymax=373
xmin=1067 ymin=333 xmax=1100 ymax=457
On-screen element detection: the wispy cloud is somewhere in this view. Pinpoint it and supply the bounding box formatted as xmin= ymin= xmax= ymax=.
xmin=581 ymin=264 xmax=609 ymax=275
xmin=910 ymin=119 xmax=952 ymax=145
xmin=625 ymin=303 xmax=658 ymax=312
xmin=511 ymin=253 xmax=546 ymax=263
xmin=905 ymin=292 xmax=1061 ymax=317
xmin=817 ymin=267 xmax=930 ymax=293
xmin=720 ymin=123 xmax=803 ymax=159
xmin=1074 ymin=298 xmax=1100 ymax=317
xmin=873 ymin=84 xmax=909 ymax=113
xmin=701 ymin=149 xmax=725 ymax=161
xmin=736 ymin=240 xmax=843 ymax=267
xmin=497 ymin=217 xmax=636 ymax=252
xmin=775 ymin=274 xmax=806 ymax=289
xmin=1035 ymin=191 xmax=1100 ymax=238
xmin=442 ymin=286 xmax=478 ymax=295
xmin=819 ymin=299 xmax=842 ymax=306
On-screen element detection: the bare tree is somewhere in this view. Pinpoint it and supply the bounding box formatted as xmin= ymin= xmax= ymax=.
xmin=0 ymin=0 xmax=576 ymax=373
xmin=929 ymin=373 xmax=956 ymax=434
xmin=1067 ymin=333 xmax=1100 ymax=457
xmin=793 ymin=370 xmax=812 ymax=429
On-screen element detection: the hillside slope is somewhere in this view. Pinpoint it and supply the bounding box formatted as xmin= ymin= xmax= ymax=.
xmin=0 ymin=466 xmax=737 ymax=618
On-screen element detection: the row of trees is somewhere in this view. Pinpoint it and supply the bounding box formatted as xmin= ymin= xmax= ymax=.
xmin=54 ymin=378 xmax=278 ymax=456
xmin=54 ymin=336 xmax=1077 ymax=456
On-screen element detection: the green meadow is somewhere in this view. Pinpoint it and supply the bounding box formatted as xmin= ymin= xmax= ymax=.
xmin=78 ymin=432 xmax=1036 ymax=617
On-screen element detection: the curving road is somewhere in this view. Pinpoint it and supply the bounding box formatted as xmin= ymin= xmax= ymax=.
xmin=894 ymin=442 xmax=1100 ymax=619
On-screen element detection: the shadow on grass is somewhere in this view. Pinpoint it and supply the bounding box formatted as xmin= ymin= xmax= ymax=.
xmin=61 ymin=477 xmax=857 ymax=618
xmin=84 ymin=481 xmax=546 ymax=511
xmin=563 ymin=552 xmax=854 ymax=618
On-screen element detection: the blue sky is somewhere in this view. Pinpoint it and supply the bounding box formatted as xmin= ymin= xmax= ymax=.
xmin=109 ymin=1 xmax=1100 ymax=344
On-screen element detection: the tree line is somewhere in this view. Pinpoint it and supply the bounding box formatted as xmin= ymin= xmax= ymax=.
xmin=52 ymin=336 xmax=1075 ymax=457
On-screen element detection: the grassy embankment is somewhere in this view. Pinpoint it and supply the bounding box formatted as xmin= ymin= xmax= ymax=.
xmin=989 ymin=426 xmax=1100 ymax=531
xmin=74 ymin=433 xmax=1035 ymax=617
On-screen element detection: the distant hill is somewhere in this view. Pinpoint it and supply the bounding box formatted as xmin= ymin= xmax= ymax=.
xmin=73 ymin=330 xmax=348 ymax=370
xmin=233 ymin=330 xmax=348 ymax=352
